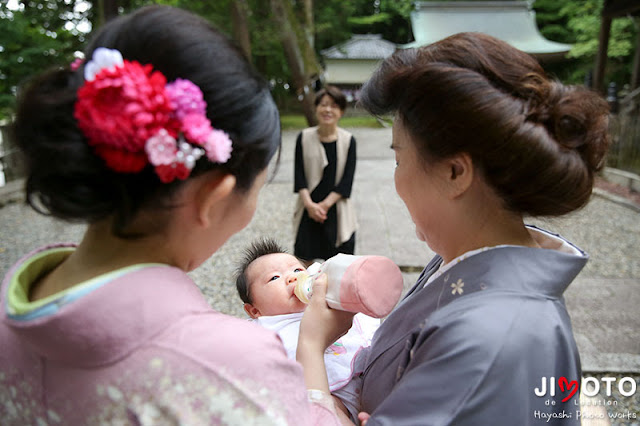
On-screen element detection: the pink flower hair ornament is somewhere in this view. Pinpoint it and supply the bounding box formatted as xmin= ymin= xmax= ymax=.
xmin=70 ymin=57 xmax=84 ymax=71
xmin=74 ymin=47 xmax=233 ymax=183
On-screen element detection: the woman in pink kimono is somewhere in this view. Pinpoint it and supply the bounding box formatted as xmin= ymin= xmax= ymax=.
xmin=0 ymin=6 xmax=349 ymax=425
xmin=297 ymin=33 xmax=612 ymax=425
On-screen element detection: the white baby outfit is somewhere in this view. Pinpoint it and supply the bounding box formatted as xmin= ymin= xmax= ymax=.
xmin=253 ymin=312 xmax=379 ymax=391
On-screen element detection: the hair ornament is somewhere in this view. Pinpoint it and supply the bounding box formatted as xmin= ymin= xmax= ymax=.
xmin=70 ymin=57 xmax=85 ymax=71
xmin=74 ymin=47 xmax=232 ymax=183
xmin=84 ymin=48 xmax=123 ymax=81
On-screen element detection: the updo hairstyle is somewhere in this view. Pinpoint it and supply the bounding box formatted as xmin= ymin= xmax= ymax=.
xmin=11 ymin=5 xmax=280 ymax=236
xmin=359 ymin=32 xmax=611 ymax=217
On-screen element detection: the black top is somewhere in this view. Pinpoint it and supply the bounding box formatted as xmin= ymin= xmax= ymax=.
xmin=293 ymin=132 xmax=356 ymax=260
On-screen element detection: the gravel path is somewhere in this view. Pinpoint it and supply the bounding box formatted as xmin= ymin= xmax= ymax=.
xmin=1 ymin=128 xmax=638 ymax=424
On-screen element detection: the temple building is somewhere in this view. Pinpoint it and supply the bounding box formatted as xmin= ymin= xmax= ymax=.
xmin=321 ymin=1 xmax=571 ymax=94
xmin=405 ymin=1 xmax=571 ymax=61
xmin=320 ymin=34 xmax=397 ymax=101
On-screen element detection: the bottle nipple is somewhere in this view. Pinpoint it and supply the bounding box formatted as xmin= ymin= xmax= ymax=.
xmin=293 ymin=271 xmax=313 ymax=304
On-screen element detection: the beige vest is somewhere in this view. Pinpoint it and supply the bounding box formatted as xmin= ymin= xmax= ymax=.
xmin=293 ymin=126 xmax=357 ymax=247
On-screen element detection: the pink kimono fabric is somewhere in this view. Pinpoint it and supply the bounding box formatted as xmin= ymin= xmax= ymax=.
xmin=0 ymin=244 xmax=338 ymax=425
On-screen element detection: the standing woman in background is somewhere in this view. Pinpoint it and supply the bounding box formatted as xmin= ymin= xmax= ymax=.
xmin=294 ymin=86 xmax=358 ymax=262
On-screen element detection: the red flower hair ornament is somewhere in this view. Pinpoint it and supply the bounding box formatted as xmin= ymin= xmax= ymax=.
xmin=74 ymin=48 xmax=233 ymax=183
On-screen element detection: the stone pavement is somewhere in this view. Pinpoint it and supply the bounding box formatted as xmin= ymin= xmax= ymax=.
xmin=1 ymin=128 xmax=639 ymax=376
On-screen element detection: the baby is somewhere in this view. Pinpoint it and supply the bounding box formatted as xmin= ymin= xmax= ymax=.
xmin=235 ymin=238 xmax=380 ymax=419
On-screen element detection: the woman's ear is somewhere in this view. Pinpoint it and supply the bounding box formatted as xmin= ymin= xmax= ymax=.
xmin=446 ymin=152 xmax=474 ymax=199
xmin=244 ymin=303 xmax=261 ymax=319
xmin=195 ymin=172 xmax=237 ymax=228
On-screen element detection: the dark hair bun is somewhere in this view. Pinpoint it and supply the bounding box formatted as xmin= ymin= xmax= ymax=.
xmin=13 ymin=68 xmax=122 ymax=223
xmin=488 ymin=80 xmax=611 ymax=217
xmin=549 ymin=86 xmax=610 ymax=172
xmin=360 ymin=32 xmax=612 ymax=217
xmin=11 ymin=6 xmax=280 ymax=237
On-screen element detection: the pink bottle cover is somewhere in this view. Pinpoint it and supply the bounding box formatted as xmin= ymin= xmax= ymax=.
xmin=323 ymin=254 xmax=403 ymax=318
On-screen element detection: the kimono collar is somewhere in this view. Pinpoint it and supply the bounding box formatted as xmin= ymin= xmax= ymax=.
xmin=423 ymin=225 xmax=584 ymax=290
xmin=370 ymin=226 xmax=588 ymax=362
xmin=1 ymin=244 xmax=213 ymax=367
xmin=419 ymin=226 xmax=586 ymax=300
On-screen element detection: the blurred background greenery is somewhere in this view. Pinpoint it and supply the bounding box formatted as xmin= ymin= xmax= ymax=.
xmin=1 ymin=0 xmax=639 ymax=176
xmin=1 ymin=0 xmax=638 ymax=121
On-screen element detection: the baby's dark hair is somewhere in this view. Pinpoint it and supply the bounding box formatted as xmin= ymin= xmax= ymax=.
xmin=11 ymin=5 xmax=280 ymax=238
xmin=235 ymin=237 xmax=287 ymax=304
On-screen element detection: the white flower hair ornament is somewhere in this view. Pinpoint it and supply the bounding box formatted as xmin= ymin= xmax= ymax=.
xmin=83 ymin=48 xmax=124 ymax=82
xmin=74 ymin=47 xmax=233 ymax=183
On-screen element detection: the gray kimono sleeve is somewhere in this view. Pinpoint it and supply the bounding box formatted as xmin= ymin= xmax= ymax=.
xmin=366 ymin=293 xmax=580 ymax=426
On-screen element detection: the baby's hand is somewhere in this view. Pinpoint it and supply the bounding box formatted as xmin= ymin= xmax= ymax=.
xmin=299 ymin=273 xmax=354 ymax=352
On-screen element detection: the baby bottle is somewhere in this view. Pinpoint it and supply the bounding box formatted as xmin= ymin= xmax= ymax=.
xmin=293 ymin=254 xmax=403 ymax=318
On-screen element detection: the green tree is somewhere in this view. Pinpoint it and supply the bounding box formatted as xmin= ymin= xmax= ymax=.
xmin=533 ymin=0 xmax=573 ymax=44
xmin=564 ymin=0 xmax=636 ymax=86
xmin=348 ymin=0 xmax=414 ymax=44
xmin=5 ymin=1 xmax=633 ymax=120
xmin=535 ymin=0 xmax=637 ymax=86
xmin=313 ymin=0 xmax=359 ymax=52
xmin=271 ymin=0 xmax=322 ymax=125
xmin=0 ymin=1 xmax=91 ymax=119
xmin=313 ymin=0 xmax=414 ymax=53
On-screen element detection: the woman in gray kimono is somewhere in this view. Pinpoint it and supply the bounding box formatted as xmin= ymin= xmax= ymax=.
xmin=295 ymin=32 xmax=611 ymax=425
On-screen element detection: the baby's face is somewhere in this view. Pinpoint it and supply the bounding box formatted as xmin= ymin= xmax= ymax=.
xmin=246 ymin=253 xmax=308 ymax=317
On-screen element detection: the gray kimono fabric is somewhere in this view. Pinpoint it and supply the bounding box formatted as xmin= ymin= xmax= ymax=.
xmin=359 ymin=227 xmax=585 ymax=425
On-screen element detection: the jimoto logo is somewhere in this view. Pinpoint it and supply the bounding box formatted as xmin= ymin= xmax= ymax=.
xmin=533 ymin=376 xmax=639 ymax=422
xmin=535 ymin=376 xmax=638 ymax=401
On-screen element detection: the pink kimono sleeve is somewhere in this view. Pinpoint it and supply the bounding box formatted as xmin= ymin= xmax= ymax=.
xmin=160 ymin=314 xmax=341 ymax=425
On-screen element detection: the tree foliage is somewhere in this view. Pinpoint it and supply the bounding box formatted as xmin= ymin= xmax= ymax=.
xmin=0 ymin=1 xmax=91 ymax=118
xmin=535 ymin=0 xmax=638 ymax=86
xmin=1 ymin=0 xmax=638 ymax=120
xmin=348 ymin=0 xmax=414 ymax=44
